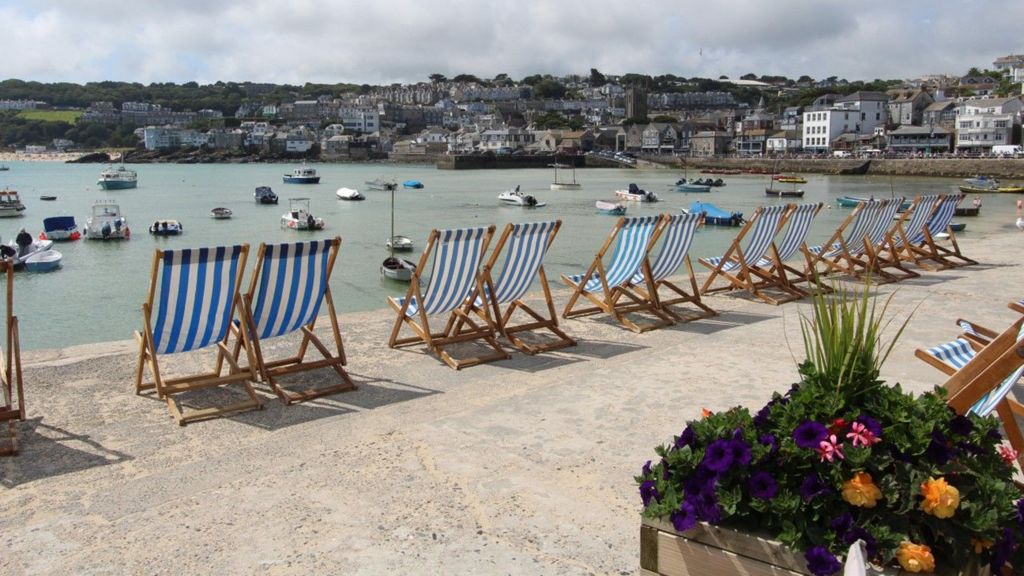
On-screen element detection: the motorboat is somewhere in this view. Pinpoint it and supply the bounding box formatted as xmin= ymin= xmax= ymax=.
xmin=281 ymin=198 xmax=325 ymax=231
xmin=3 ymin=238 xmax=54 ymax=268
xmin=765 ymin=187 xmax=805 ymax=198
xmin=963 ymin=175 xmax=998 ymax=189
xmin=23 ymin=249 xmax=62 ymax=272
xmin=84 ymin=200 xmax=130 ymax=240
xmin=498 ymin=187 xmax=545 ymax=207
xmin=282 ymin=164 xmax=320 ymax=184
xmin=41 ymin=216 xmax=81 ymax=241
xmin=614 ymin=183 xmax=659 ymax=202
xmin=595 ymin=200 xmax=627 ymax=216
xmin=149 ymin=219 xmax=183 ymax=236
xmin=210 ymin=207 xmax=233 ymax=219
xmin=772 ymin=174 xmax=807 ymax=184
xmin=0 ymin=189 xmax=26 ymax=217
xmin=402 ymin=180 xmax=424 ymax=189
xmin=550 ymin=162 xmax=582 ymax=190
xmin=381 ymin=256 xmax=416 ymax=282
xmin=254 ymin=186 xmax=278 ymax=204
xmin=97 ymin=164 xmax=138 ymax=190
xmin=40 ymin=195 xmax=57 ymax=201
xmin=386 ymin=235 xmax=414 ymax=252
xmin=365 ymin=178 xmax=392 ymax=191
xmin=336 ymin=187 xmax=365 ymax=201
xmin=674 ymin=179 xmax=711 ymax=193
xmin=686 ymin=201 xmax=743 ymax=227
xmin=958 ymin=183 xmax=1024 ymax=194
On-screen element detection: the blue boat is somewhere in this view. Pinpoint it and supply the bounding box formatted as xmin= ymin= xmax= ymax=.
xmin=675 ymin=178 xmax=711 ymax=193
xmin=402 ymin=180 xmax=424 ymax=189
xmin=836 ymin=196 xmax=911 ymax=210
xmin=282 ymin=165 xmax=320 ymax=184
xmin=686 ymin=201 xmax=743 ymax=227
xmin=42 ymin=216 xmax=81 ymax=241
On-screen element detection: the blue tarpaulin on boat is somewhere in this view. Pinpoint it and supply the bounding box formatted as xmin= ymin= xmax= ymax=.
xmin=402 ymin=180 xmax=423 ymax=188
xmin=43 ymin=216 xmax=77 ymax=232
xmin=688 ymin=201 xmax=733 ymax=220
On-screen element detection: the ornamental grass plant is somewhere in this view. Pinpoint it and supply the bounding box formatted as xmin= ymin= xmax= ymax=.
xmin=637 ymin=285 xmax=1023 ymax=575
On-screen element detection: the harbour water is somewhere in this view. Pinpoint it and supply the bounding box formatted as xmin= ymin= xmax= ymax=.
xmin=0 ymin=160 xmax=1019 ymax=351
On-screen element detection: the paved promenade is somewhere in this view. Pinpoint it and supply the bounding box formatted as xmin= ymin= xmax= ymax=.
xmin=1 ymin=231 xmax=1022 ymax=574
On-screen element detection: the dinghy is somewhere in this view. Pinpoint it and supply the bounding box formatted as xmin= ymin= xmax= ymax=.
xmin=686 ymin=201 xmax=743 ymax=227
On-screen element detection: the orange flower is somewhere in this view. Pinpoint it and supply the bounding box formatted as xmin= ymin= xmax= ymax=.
xmin=896 ymin=542 xmax=935 ymax=573
xmin=701 ymin=408 xmax=712 ymax=418
xmin=920 ymin=477 xmax=960 ymax=519
xmin=841 ymin=471 xmax=882 ymax=508
xmin=971 ymin=538 xmax=993 ymax=554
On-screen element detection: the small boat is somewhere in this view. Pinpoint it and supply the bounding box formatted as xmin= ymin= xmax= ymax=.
xmin=949 ymin=222 xmax=966 ymax=232
xmin=281 ymin=198 xmax=325 ymax=231
xmin=97 ymin=164 xmax=138 ymax=190
xmin=0 ymin=189 xmax=26 ymax=217
xmin=282 ymin=164 xmax=320 ymax=184
xmin=835 ymin=196 xmax=911 ymax=210
xmin=402 ymin=180 xmax=424 ymax=189
xmin=498 ymin=186 xmax=545 ymax=207
xmin=675 ymin=179 xmax=711 ymax=193
xmin=23 ymin=249 xmax=62 ymax=272
xmin=386 ymin=235 xmax=414 ymax=252
xmin=4 ymin=239 xmax=54 ymax=268
xmin=40 ymin=195 xmax=57 ymax=201
xmin=958 ymin=184 xmax=1024 ymax=194
xmin=772 ymin=174 xmax=807 ymax=184
xmin=615 ymin=183 xmax=659 ymax=202
xmin=686 ymin=201 xmax=743 ymax=227
xmin=689 ymin=177 xmax=725 ymax=187
xmin=41 ymin=216 xmax=81 ymax=241
xmin=0 ymin=164 xmax=8 ymax=171
xmin=149 ymin=219 xmax=183 ymax=236
xmin=254 ymin=186 xmax=278 ymax=204
xmin=381 ymin=256 xmax=417 ymax=282
xmin=84 ymin=200 xmax=129 ymax=240
xmin=596 ymin=200 xmax=627 ymax=216
xmin=336 ymin=187 xmax=365 ymax=201
xmin=765 ymin=187 xmax=805 ymax=198
xmin=210 ymin=207 xmax=233 ymax=219
xmin=550 ymin=162 xmax=582 ymax=190
xmin=963 ymin=175 xmax=998 ymax=189
xmin=365 ymin=178 xmax=391 ymax=191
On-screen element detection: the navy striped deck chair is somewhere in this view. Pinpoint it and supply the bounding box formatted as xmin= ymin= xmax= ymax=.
xmin=471 ymin=220 xmax=575 ymax=355
xmin=916 ymin=316 xmax=1024 ymax=466
xmin=915 ymin=194 xmax=977 ymax=268
xmin=561 ymin=215 xmax=673 ymax=333
xmin=802 ymin=199 xmax=882 ymax=279
xmin=388 ymin=226 xmax=509 ymax=370
xmin=883 ymin=194 xmax=941 ymax=271
xmin=750 ymin=202 xmax=824 ymax=297
xmin=238 ymin=237 xmax=354 ymax=404
xmin=628 ymin=212 xmax=716 ymax=322
xmin=134 ymin=245 xmax=262 ymax=425
xmin=699 ymin=204 xmax=801 ymax=305
xmin=856 ymin=197 xmax=916 ymax=284
xmin=0 ymin=261 xmax=24 ymax=455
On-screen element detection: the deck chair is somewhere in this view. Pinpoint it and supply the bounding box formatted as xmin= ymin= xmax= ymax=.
xmin=916 ymin=316 xmax=1024 ymax=466
xmin=856 ymin=197 xmax=917 ymax=284
xmin=628 ymin=212 xmax=716 ymax=321
xmin=750 ymin=202 xmax=825 ymax=297
xmin=388 ymin=226 xmax=509 ymax=370
xmin=1012 ymin=299 xmax=1024 ymax=315
xmin=0 ymin=261 xmax=24 ymax=455
xmin=467 ymin=220 xmax=575 ymax=354
xmin=699 ymin=204 xmax=802 ymax=305
xmin=915 ymin=195 xmax=977 ymax=268
xmin=236 ymin=237 xmax=355 ymax=404
xmin=135 ymin=245 xmax=262 ymax=425
xmin=802 ymin=199 xmax=883 ymax=280
xmin=882 ymin=194 xmax=941 ymax=271
xmin=561 ymin=215 xmax=673 ymax=333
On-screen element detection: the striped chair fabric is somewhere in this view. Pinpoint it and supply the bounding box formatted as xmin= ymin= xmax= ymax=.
xmin=395 ymin=227 xmax=490 ymax=317
xmin=249 ymin=239 xmax=334 ymax=340
xmin=631 ymin=212 xmax=702 ymax=284
xmin=756 ymin=202 xmax=818 ymax=266
xmin=860 ymin=198 xmax=904 ymax=254
xmin=925 ymin=195 xmax=960 ymax=237
xmin=924 ymin=325 xmax=1024 ymax=416
xmin=892 ymin=195 xmax=940 ymax=248
xmin=482 ymin=221 xmax=558 ymax=305
xmin=566 ymin=215 xmax=661 ymax=292
xmin=808 ymin=201 xmax=881 ymax=259
xmin=702 ymin=204 xmax=788 ymax=272
xmin=151 ymin=245 xmax=245 ymax=355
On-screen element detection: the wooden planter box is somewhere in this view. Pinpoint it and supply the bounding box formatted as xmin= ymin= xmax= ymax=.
xmin=640 ymin=518 xmax=989 ymax=576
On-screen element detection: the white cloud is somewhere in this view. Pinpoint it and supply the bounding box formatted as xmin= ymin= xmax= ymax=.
xmin=0 ymin=0 xmax=1022 ymax=85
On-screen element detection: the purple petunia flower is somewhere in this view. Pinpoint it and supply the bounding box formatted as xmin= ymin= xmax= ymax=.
xmin=675 ymin=426 xmax=695 ymax=449
xmin=641 ymin=460 xmax=652 ymax=476
xmin=639 ymin=480 xmax=659 ymax=507
xmin=949 ymin=414 xmax=974 ymax=436
xmin=702 ymin=439 xmax=735 ymax=473
xmin=855 ymin=414 xmax=882 ymax=437
xmin=800 ymin=474 xmax=832 ymax=502
xmin=927 ymin=428 xmax=953 ymax=465
xmin=661 ymin=458 xmax=672 ymax=480
xmin=958 ymin=440 xmax=985 ymax=456
xmin=729 ymin=439 xmax=752 ymax=467
xmin=988 ymin=428 xmax=1004 ymax=442
xmin=805 ymin=546 xmax=842 ymax=576
xmin=748 ymin=471 xmax=778 ymax=500
xmin=794 ymin=420 xmax=829 ymax=450
xmin=684 ymin=465 xmax=718 ymax=498
xmin=759 ymin=433 xmax=778 ymax=457
xmin=829 ymin=513 xmax=853 ymax=537
xmin=753 ymin=401 xmax=774 ymax=429
xmin=843 ymin=527 xmax=878 ymax=559
xmin=694 ymin=492 xmax=722 ymax=524
xmin=670 ymin=500 xmax=697 ymax=532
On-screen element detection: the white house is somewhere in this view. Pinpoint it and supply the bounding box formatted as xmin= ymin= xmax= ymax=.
xmin=801 ymin=91 xmax=889 ymax=151
xmin=955 ymin=97 xmax=1023 ymax=153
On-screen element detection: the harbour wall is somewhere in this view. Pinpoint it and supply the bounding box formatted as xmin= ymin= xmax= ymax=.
xmin=436 ymin=154 xmax=584 ymax=170
xmin=675 ymin=157 xmax=1024 ymax=179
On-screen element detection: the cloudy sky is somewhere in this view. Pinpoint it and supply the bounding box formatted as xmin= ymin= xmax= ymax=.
xmin=2 ymin=0 xmax=1022 ymax=86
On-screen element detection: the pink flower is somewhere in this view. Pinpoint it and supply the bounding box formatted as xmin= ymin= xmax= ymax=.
xmin=997 ymin=444 xmax=1019 ymax=467
xmin=846 ymin=421 xmax=881 ymax=448
xmin=816 ymin=434 xmax=845 ymax=463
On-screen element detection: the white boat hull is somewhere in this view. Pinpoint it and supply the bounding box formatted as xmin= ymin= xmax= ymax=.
xmin=336 ymin=187 xmax=365 ymax=201
xmin=381 ymin=257 xmax=416 ymax=282
xmin=550 ymin=182 xmax=582 ymax=191
xmin=386 ymin=236 xmax=414 ymax=252
xmin=24 ymin=249 xmax=62 ymax=272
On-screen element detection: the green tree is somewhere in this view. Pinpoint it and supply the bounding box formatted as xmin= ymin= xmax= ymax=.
xmin=428 ymin=73 xmax=447 ymax=83
xmin=589 ymin=68 xmax=607 ymax=87
xmin=452 ymin=74 xmax=483 ymax=84
xmin=533 ymin=79 xmax=566 ymax=99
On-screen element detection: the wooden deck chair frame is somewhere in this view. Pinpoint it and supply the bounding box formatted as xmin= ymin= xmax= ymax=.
xmin=699 ymin=204 xmax=802 ymax=305
xmin=470 ymin=220 xmax=575 ymax=355
xmin=858 ymin=197 xmax=919 ymax=284
xmin=561 ymin=215 xmax=673 ymax=333
xmin=1011 ymin=300 xmax=1024 ymax=315
xmin=135 ymin=245 xmax=263 ymax=425
xmin=800 ymin=200 xmax=882 ymax=281
xmin=881 ymin=194 xmax=942 ymax=272
xmin=751 ymin=202 xmax=826 ymax=298
xmin=236 ymin=237 xmax=354 ymax=404
xmin=388 ymin=226 xmax=509 ymax=370
xmin=629 ymin=212 xmax=717 ymax=321
xmin=914 ymin=195 xmax=977 ymax=268
xmin=0 ymin=261 xmax=24 ymax=455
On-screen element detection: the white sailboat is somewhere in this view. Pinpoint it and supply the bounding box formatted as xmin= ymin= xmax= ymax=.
xmin=381 ymin=182 xmax=416 ymax=282
xmin=550 ymin=159 xmax=582 ymax=190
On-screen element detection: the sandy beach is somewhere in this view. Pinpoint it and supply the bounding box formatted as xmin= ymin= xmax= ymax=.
xmin=1 ymin=230 xmax=1022 ymax=574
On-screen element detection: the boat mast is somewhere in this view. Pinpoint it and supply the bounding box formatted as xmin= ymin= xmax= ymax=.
xmin=388 ymin=182 xmax=396 ymax=258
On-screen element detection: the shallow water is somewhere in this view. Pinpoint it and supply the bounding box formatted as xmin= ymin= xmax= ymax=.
xmin=0 ymin=160 xmax=1018 ymax=350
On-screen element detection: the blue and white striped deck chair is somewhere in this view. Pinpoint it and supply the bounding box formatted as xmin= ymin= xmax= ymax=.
xmin=628 ymin=212 xmax=716 ymax=321
xmin=472 ymin=220 xmax=575 ymax=354
xmin=917 ymin=316 xmax=1024 ymax=466
xmin=750 ymin=202 xmax=824 ymax=297
xmin=802 ymin=200 xmax=882 ymax=279
xmin=917 ymin=194 xmax=977 ymax=268
xmin=856 ymin=197 xmax=918 ymax=283
xmin=134 ymin=245 xmax=262 ymax=425
xmin=237 ymin=237 xmax=354 ymax=404
xmin=699 ymin=204 xmax=799 ymax=305
xmin=561 ymin=215 xmax=673 ymax=333
xmin=884 ymin=194 xmax=941 ymax=271
xmin=388 ymin=226 xmax=509 ymax=370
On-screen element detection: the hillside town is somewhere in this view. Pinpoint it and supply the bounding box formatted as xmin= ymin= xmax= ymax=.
xmin=2 ymin=54 xmax=1024 ymax=161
